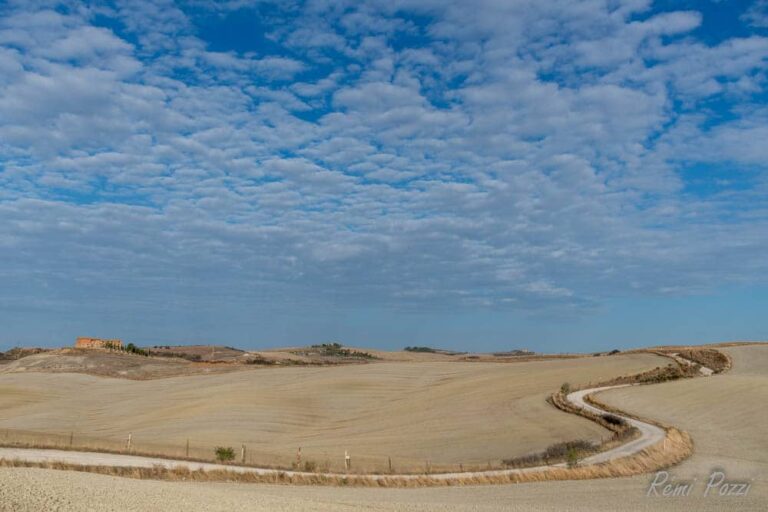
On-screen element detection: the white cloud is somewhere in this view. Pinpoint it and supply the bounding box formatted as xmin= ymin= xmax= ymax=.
xmin=0 ymin=0 xmax=767 ymax=334
xmin=743 ymin=0 xmax=768 ymax=28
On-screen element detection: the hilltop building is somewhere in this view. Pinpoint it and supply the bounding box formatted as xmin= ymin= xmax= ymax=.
xmin=75 ymin=337 xmax=123 ymax=350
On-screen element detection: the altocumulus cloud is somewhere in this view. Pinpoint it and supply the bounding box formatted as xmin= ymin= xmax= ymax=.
xmin=0 ymin=0 xmax=767 ymax=345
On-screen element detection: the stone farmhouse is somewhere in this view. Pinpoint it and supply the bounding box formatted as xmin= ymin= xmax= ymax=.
xmin=75 ymin=337 xmax=123 ymax=350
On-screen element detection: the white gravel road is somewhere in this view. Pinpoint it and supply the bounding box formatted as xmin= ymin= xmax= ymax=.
xmin=566 ymin=386 xmax=665 ymax=464
xmin=0 ymin=383 xmax=674 ymax=482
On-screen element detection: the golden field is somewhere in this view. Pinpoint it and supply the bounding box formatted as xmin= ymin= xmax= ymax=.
xmin=0 ymin=351 xmax=665 ymax=472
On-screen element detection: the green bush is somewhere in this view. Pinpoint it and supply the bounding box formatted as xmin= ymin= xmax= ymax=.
xmin=560 ymin=382 xmax=571 ymax=394
xmin=214 ymin=446 xmax=235 ymax=463
xmin=503 ymin=439 xmax=595 ymax=468
xmin=601 ymin=414 xmax=625 ymax=427
xmin=566 ymin=447 xmax=580 ymax=468
xmin=543 ymin=439 xmax=594 ymax=460
xmin=310 ymin=343 xmax=376 ymax=359
xmin=125 ymin=343 xmax=149 ymax=357
xmin=404 ymin=346 xmax=438 ymax=353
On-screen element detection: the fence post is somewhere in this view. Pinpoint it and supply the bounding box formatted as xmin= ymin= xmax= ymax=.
xmin=241 ymin=444 xmax=246 ymax=464
xmin=388 ymin=456 xmax=392 ymax=473
xmin=69 ymin=431 xmax=73 ymax=447
xmin=186 ymin=438 xmax=189 ymax=458
xmin=126 ymin=432 xmax=132 ymax=451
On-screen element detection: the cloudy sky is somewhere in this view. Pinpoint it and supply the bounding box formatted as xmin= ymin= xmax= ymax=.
xmin=1 ymin=0 xmax=767 ymax=352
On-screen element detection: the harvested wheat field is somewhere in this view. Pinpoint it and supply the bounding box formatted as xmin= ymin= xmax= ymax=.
xmin=0 ymin=352 xmax=665 ymax=472
xmin=595 ymin=344 xmax=768 ymax=485
xmin=1 ymin=465 xmax=767 ymax=512
xmin=1 ymin=345 xmax=766 ymax=511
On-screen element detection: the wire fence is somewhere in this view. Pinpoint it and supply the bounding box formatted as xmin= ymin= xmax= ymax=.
xmin=0 ymin=428 xmax=507 ymax=475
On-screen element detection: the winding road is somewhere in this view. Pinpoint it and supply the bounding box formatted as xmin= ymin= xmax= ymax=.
xmin=0 ymin=355 xmax=711 ymax=482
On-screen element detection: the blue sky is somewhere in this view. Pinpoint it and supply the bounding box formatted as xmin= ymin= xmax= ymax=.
xmin=1 ymin=0 xmax=767 ymax=352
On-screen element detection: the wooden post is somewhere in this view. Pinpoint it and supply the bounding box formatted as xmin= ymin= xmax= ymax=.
xmin=69 ymin=431 xmax=73 ymax=447
xmin=126 ymin=432 xmax=132 ymax=451
xmin=388 ymin=456 xmax=392 ymax=473
xmin=459 ymin=463 xmax=463 ymax=472
xmin=297 ymin=447 xmax=302 ymax=468
xmin=344 ymin=450 xmax=350 ymax=471
xmin=241 ymin=444 xmax=246 ymax=464
xmin=186 ymin=438 xmax=190 ymax=458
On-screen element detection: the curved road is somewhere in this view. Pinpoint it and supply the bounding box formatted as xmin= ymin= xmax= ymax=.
xmin=566 ymin=386 xmax=665 ymax=465
xmin=0 ymin=356 xmax=711 ymax=482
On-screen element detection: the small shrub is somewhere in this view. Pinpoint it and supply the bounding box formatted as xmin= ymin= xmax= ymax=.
xmin=560 ymin=382 xmax=571 ymax=395
xmin=503 ymin=439 xmax=595 ymax=468
xmin=566 ymin=447 xmax=580 ymax=468
xmin=244 ymin=356 xmax=277 ymax=365
xmin=601 ymin=414 xmax=625 ymax=427
xmin=214 ymin=446 xmax=235 ymax=463
xmin=543 ymin=439 xmax=594 ymax=460
xmin=303 ymin=460 xmax=317 ymax=472
xmin=124 ymin=343 xmax=149 ymax=357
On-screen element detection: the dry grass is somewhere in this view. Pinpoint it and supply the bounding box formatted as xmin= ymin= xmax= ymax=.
xmin=0 ymin=350 xmax=702 ymax=487
xmin=3 ymin=345 xmax=764 ymax=511
xmin=673 ymin=349 xmax=730 ymax=373
xmin=2 ymin=347 xmax=729 ymax=487
xmin=0 ymin=353 xmax=667 ymax=472
xmin=0 ymin=428 xmax=692 ymax=487
xmin=595 ymin=345 xmax=768 ymax=479
xmin=597 ymin=362 xmax=699 ymax=387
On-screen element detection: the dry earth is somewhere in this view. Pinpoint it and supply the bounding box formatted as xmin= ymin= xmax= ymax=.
xmin=0 ymin=346 xmax=765 ymax=511
xmin=595 ymin=344 xmax=768 ymax=488
xmin=0 ymin=352 xmax=665 ymax=472
xmin=0 ymin=349 xmax=245 ymax=379
xmin=0 ymin=463 xmax=765 ymax=511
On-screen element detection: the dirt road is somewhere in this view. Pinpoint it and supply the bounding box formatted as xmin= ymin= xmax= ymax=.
xmin=566 ymin=386 xmax=665 ymax=464
xmin=0 ymin=382 xmax=672 ymax=482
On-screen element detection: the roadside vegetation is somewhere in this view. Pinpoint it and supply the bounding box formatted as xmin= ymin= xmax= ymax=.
xmin=0 ymin=427 xmax=693 ymax=486
xmin=502 ymin=439 xmax=596 ymax=468
xmin=214 ymin=447 xmax=235 ymax=463
xmin=674 ymin=349 xmax=730 ymax=373
xmin=600 ymin=363 xmax=699 ymax=386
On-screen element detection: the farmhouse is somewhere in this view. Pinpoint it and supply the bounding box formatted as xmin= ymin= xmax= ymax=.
xmin=75 ymin=337 xmax=123 ymax=350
